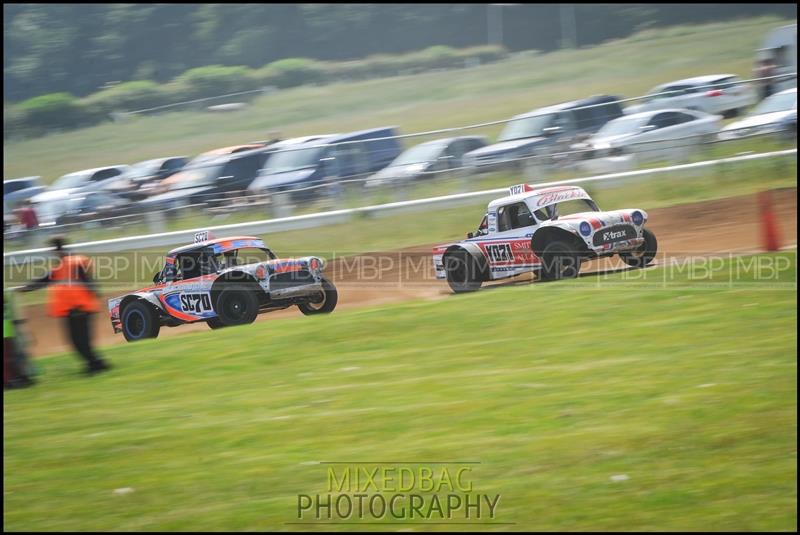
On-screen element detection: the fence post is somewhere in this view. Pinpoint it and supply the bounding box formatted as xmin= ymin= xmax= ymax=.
xmin=144 ymin=210 xmax=162 ymax=235
xmin=272 ymin=191 xmax=293 ymax=218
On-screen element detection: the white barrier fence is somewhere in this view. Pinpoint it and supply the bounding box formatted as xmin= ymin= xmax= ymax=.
xmin=4 ymin=147 xmax=796 ymax=266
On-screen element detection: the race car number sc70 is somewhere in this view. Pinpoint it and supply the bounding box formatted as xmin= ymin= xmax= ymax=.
xmin=432 ymin=183 xmax=658 ymax=293
xmin=108 ymin=232 xmax=337 ymax=341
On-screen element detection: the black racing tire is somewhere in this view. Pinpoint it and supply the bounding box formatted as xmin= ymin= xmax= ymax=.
xmin=215 ymin=287 xmax=260 ymax=326
xmin=121 ymin=300 xmax=161 ymax=342
xmin=539 ymin=240 xmax=582 ymax=281
xmin=620 ymin=228 xmax=658 ymax=268
xmin=443 ymin=249 xmax=483 ymax=293
xmin=206 ymin=317 xmax=226 ymax=329
xmin=298 ymin=278 xmax=338 ymax=315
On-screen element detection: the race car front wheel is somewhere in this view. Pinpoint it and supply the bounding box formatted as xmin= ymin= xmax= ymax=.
xmin=444 ymin=249 xmax=483 ymax=293
xmin=215 ymin=287 xmax=259 ymax=326
xmin=539 ymin=241 xmax=582 ymax=281
xmin=620 ymin=228 xmax=658 ymax=268
xmin=298 ymin=278 xmax=338 ymax=315
xmin=206 ymin=317 xmax=226 ymax=329
xmin=121 ymin=300 xmax=161 ymax=342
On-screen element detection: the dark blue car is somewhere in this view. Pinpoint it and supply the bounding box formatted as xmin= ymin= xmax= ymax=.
xmin=464 ymin=95 xmax=624 ymax=172
xmin=247 ymin=127 xmax=402 ymax=196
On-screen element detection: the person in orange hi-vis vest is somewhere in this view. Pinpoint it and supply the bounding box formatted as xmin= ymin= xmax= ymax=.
xmin=17 ymin=236 xmax=111 ymax=375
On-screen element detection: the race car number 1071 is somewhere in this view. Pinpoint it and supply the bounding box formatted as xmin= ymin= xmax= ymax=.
xmin=181 ymin=293 xmax=213 ymax=313
xmin=486 ymin=243 xmax=514 ymax=262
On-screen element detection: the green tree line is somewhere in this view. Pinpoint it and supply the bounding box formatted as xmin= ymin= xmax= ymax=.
xmin=4 ymin=3 xmax=794 ymax=103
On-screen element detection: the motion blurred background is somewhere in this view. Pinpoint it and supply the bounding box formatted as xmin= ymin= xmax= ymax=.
xmin=3 ymin=3 xmax=797 ymax=532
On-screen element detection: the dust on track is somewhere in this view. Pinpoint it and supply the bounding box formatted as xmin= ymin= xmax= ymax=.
xmin=16 ymin=188 xmax=796 ymax=357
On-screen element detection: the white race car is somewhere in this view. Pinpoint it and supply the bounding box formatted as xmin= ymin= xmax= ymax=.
xmin=432 ymin=184 xmax=658 ymax=292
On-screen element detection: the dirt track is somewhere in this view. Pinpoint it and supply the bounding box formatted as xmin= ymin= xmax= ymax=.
xmin=16 ymin=188 xmax=797 ymax=357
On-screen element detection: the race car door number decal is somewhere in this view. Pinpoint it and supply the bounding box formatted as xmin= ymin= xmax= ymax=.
xmin=181 ymin=292 xmax=213 ymax=313
xmin=486 ymin=243 xmax=514 ymax=263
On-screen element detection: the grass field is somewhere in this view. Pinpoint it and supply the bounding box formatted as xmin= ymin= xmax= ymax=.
xmin=3 ymin=252 xmax=797 ymax=531
xmin=3 ymin=16 xmax=794 ymax=184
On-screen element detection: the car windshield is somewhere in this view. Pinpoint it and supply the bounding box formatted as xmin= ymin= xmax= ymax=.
xmin=391 ymin=142 xmax=444 ymax=166
xmin=263 ymin=146 xmax=324 ymax=174
xmin=752 ymin=91 xmax=797 ymax=115
xmin=498 ymin=114 xmax=554 ymax=141
xmin=215 ymin=247 xmax=276 ymax=270
xmin=127 ymin=160 xmax=162 ymax=179
xmin=536 ymin=199 xmax=598 ymax=221
xmin=595 ymin=115 xmax=647 ymax=137
xmin=51 ymin=172 xmax=89 ymax=190
xmin=4 ymin=180 xmax=35 ymax=194
xmin=170 ymin=164 xmax=222 ymax=190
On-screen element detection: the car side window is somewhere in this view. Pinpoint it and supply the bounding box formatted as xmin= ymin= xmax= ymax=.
xmin=553 ymin=112 xmax=573 ymax=131
xmin=573 ymin=106 xmax=595 ymax=131
xmin=447 ymin=140 xmax=465 ymax=159
xmin=467 ymin=138 xmax=487 ymax=152
xmin=593 ymin=102 xmax=621 ymax=127
xmin=648 ymin=113 xmax=672 ymax=129
xmin=176 ymin=253 xmax=202 ymax=280
xmin=92 ymin=168 xmax=121 ymax=182
xmin=497 ymin=202 xmax=536 ymax=232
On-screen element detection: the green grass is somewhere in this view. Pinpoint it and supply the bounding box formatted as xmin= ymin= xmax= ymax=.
xmin=3 ymin=16 xmax=794 ymax=184
xmin=3 ymin=252 xmax=797 ymax=531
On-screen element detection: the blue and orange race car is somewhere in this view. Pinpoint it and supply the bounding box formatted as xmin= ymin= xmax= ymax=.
xmin=108 ymin=232 xmax=337 ymax=341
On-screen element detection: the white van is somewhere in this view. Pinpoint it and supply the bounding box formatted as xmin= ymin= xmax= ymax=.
xmin=757 ymin=24 xmax=797 ymax=93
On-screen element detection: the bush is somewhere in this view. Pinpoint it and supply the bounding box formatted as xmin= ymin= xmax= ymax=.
xmin=80 ymin=80 xmax=168 ymax=120
xmin=7 ymin=45 xmax=509 ymax=139
xmin=256 ymin=58 xmax=325 ymax=89
xmin=3 ymin=104 xmax=28 ymax=140
xmin=457 ymin=45 xmax=509 ymax=65
xmin=17 ymin=92 xmax=85 ymax=133
xmin=407 ymin=46 xmax=460 ymax=72
xmin=171 ymin=65 xmax=260 ymax=100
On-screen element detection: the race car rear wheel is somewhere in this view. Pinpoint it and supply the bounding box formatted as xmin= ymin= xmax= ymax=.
xmin=121 ymin=300 xmax=161 ymax=342
xmin=620 ymin=228 xmax=658 ymax=268
xmin=215 ymin=287 xmax=259 ymax=326
xmin=539 ymin=240 xmax=581 ymax=281
xmin=298 ymin=278 xmax=338 ymax=315
xmin=444 ymin=249 xmax=483 ymax=293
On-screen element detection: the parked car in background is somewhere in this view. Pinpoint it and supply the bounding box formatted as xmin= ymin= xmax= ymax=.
xmin=140 ymin=147 xmax=271 ymax=210
xmin=29 ymin=165 xmax=131 ymax=225
xmin=144 ymin=143 xmax=269 ymax=197
xmin=105 ymin=156 xmax=189 ymax=200
xmin=719 ymin=87 xmax=797 ymax=140
xmin=463 ymin=95 xmax=624 ymax=173
xmin=3 ymin=176 xmax=44 ymax=215
xmin=366 ymin=136 xmax=488 ymax=187
xmin=247 ymin=127 xmax=403 ymax=197
xmin=55 ymin=191 xmax=139 ymax=226
xmin=627 ymin=75 xmax=757 ymax=118
xmin=574 ymin=109 xmax=722 ymax=174
xmin=757 ymin=24 xmax=797 ymax=94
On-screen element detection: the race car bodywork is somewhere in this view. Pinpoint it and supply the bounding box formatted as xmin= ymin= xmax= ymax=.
xmin=109 ymin=232 xmax=337 ymax=341
xmin=432 ymin=183 xmax=657 ymax=292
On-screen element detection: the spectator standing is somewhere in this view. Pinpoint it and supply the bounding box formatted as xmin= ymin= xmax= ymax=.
xmin=17 ymin=236 xmax=111 ymax=375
